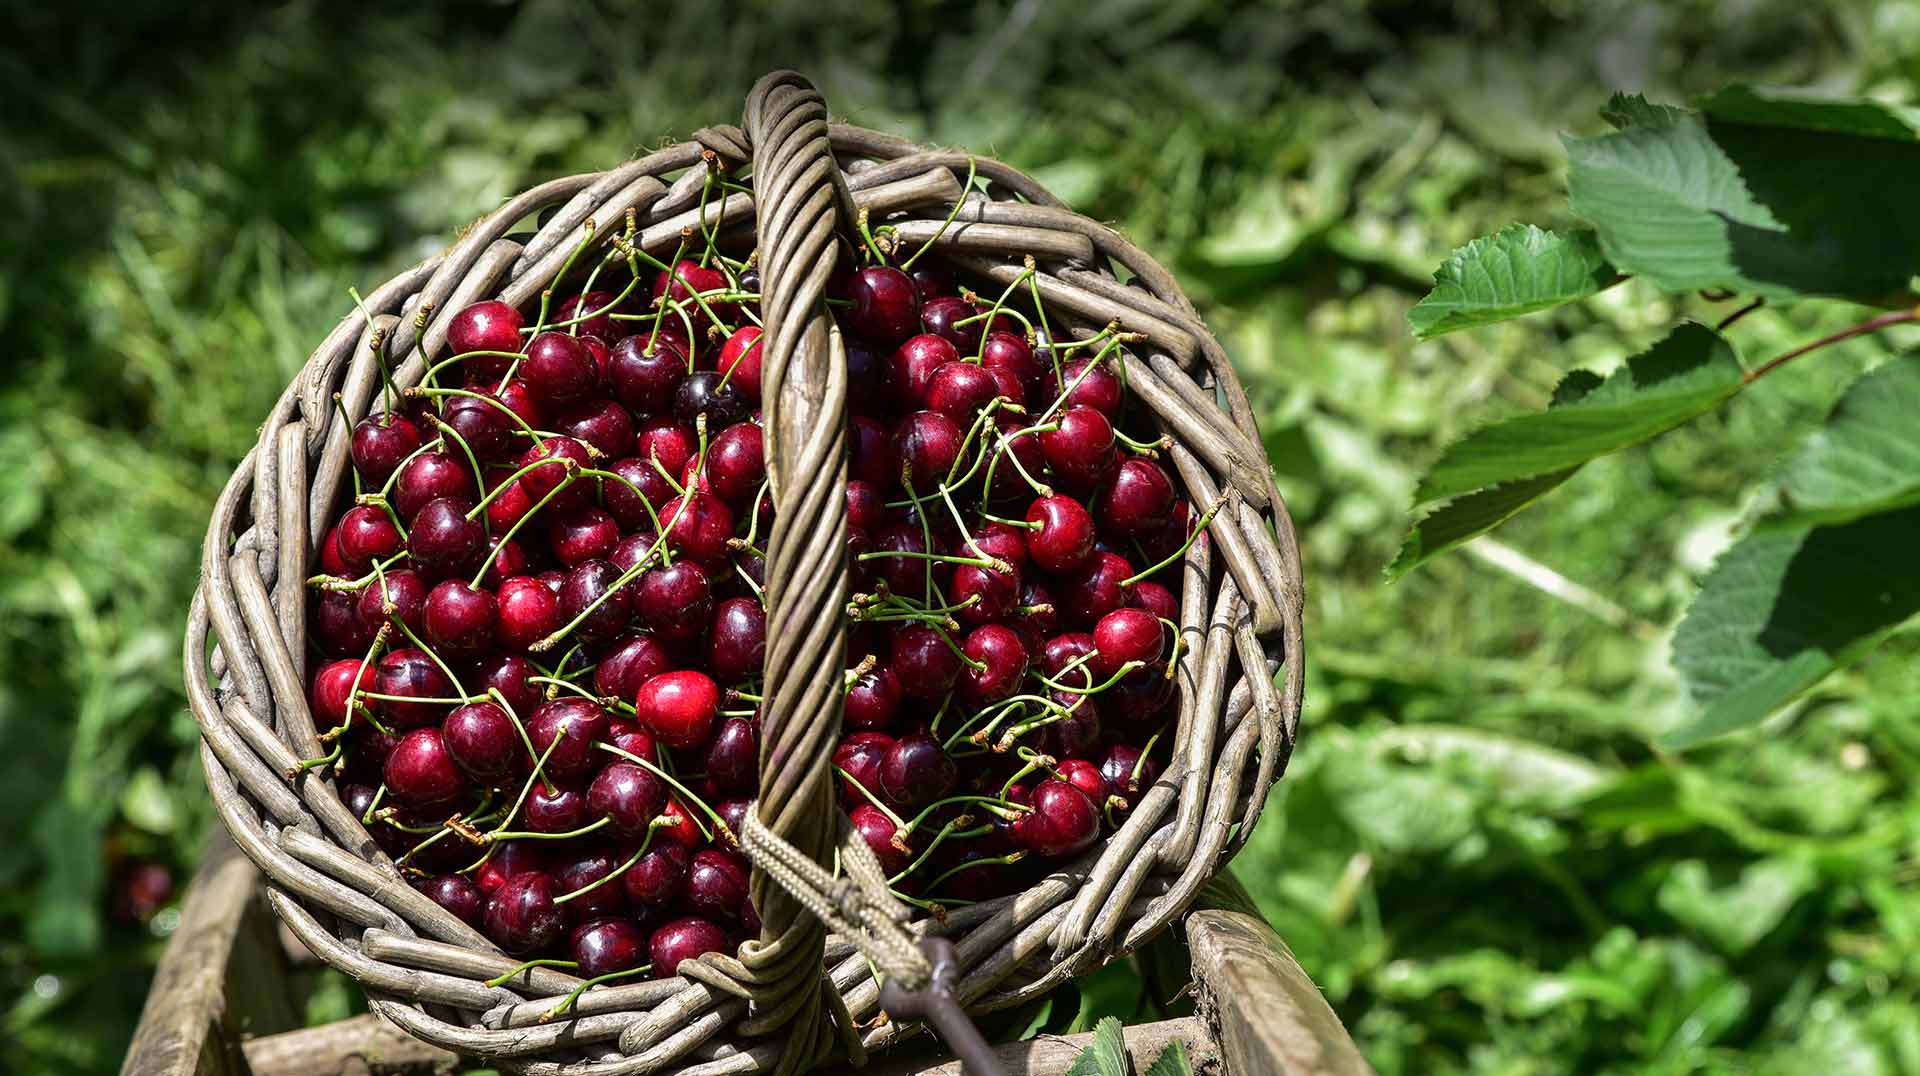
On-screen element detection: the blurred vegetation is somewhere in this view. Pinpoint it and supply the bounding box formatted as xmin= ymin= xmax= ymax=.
xmin=4 ymin=1 xmax=1920 ymax=1072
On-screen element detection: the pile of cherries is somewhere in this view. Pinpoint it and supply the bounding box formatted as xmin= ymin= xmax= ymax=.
xmin=305 ymin=210 xmax=1206 ymax=994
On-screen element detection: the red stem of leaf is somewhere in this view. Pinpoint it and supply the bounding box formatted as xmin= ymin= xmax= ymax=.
xmin=1743 ymin=308 xmax=1919 ymax=384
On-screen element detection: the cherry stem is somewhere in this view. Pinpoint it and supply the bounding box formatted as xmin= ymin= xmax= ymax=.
xmin=488 ymin=816 xmax=612 ymax=843
xmin=1119 ymin=491 xmax=1233 ymax=587
xmin=468 ymin=467 xmax=580 ymax=589
xmin=593 ymin=742 xmax=729 ymax=844
xmin=889 ymin=819 xmax=992 ymax=885
xmin=901 ymin=157 xmax=977 ymax=271
xmin=484 ymin=958 xmax=579 ymax=989
xmin=835 ymin=764 xmax=906 ymax=830
xmin=489 ymin=687 xmax=561 ymax=800
xmin=1743 ymin=306 xmax=1919 ymax=383
xmin=530 ymin=491 xmax=695 ymax=652
xmin=924 ymin=850 xmax=1026 ymax=895
xmin=554 ymin=817 xmax=669 ymax=905
xmin=388 ymin=615 xmax=470 ymax=700
xmin=541 ymin=964 xmax=656 ymax=1022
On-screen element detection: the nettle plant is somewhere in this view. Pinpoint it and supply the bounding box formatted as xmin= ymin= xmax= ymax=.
xmin=1396 ymin=86 xmax=1920 ymax=749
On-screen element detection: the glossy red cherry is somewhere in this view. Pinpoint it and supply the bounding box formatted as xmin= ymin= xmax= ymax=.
xmin=849 ymin=803 xmax=914 ymax=877
xmin=552 ymin=397 xmax=634 ymax=460
xmin=588 ymin=761 xmax=668 ymax=838
xmin=1018 ymin=780 xmax=1100 ymax=858
xmin=659 ymin=492 xmax=735 ymax=566
xmin=495 ymin=575 xmax=561 ymax=651
xmin=636 ymin=561 xmax=714 ymax=644
xmin=623 ymin=840 xmax=690 ymax=906
xmin=1052 ymin=357 xmax=1123 ymax=418
xmin=1061 ymin=552 xmax=1135 ymax=625
xmin=372 ymin=647 xmax=452 ymax=729
xmin=549 ymin=506 xmax=621 ymax=567
xmin=1038 ymin=406 xmax=1118 ymax=491
xmin=1100 ymin=743 xmax=1159 ymax=810
xmin=648 ymin=915 xmax=731 ymax=979
xmin=407 ymin=498 xmax=484 ymax=580
xmin=847 ymin=267 xmax=920 ymax=346
xmin=686 ymin=848 xmax=751 ymax=922
xmin=353 ymin=568 xmax=426 ymax=638
xmin=981 ymin=331 xmax=1042 ymax=401
xmin=892 ymin=410 xmax=964 ymax=487
xmin=1024 ymin=495 xmax=1094 ymax=573
xmin=471 ymin=653 xmax=541 ymax=717
xmin=594 ymin=634 xmax=674 ymax=702
xmin=384 ymin=728 xmax=466 ymax=809
xmin=442 ymin=701 xmax=519 ymax=783
xmin=559 ymin=559 xmax=632 ymax=643
xmin=704 ymin=716 xmax=759 ymax=794
xmin=569 ymin=917 xmax=647 ymax=976
xmin=423 ymin=580 xmax=496 ymax=657
xmin=602 ymin=457 xmax=672 ymax=531
xmin=422 ymin=873 xmax=486 ymax=929
xmin=442 ymin=392 xmax=514 ymax=461
xmin=1131 ymin=580 xmax=1179 ymax=622
xmin=521 ymin=331 xmax=599 ymax=405
xmin=484 ymin=871 xmax=565 ymax=955
xmin=919 ymin=295 xmax=982 ymax=354
xmin=525 ymin=780 xmax=590 ymax=834
xmin=960 ymin=625 xmax=1028 ymax=704
xmin=608 ymin=335 xmax=690 ymax=414
xmin=716 ymin=326 xmax=763 ymax=402
xmin=478 ymin=535 xmax=528 ymax=589
xmin=310 ymin=659 xmax=374 ymax=730
xmin=335 ymin=505 xmax=403 ymax=573
xmin=704 ymin=423 xmax=765 ymax=507
xmin=888 ymin=333 xmax=959 ymax=407
xmin=880 ymin=733 xmax=957 ymax=809
xmin=925 ymin=360 xmax=1003 ymax=427
xmin=1092 ymin=607 xmax=1165 ymax=678
xmin=834 ymin=732 xmax=894 ymax=809
xmin=1095 ymin=458 xmax=1175 ymax=539
xmin=473 ymin=839 xmax=547 ymax=894
xmin=708 ymin=597 xmax=766 ymax=683
xmin=890 ymin=624 xmax=962 ymax=698
xmin=844 ymin=663 xmax=903 ymax=731
xmin=847 ymin=415 xmax=895 ymax=486
xmin=394 ymin=451 xmax=476 ymax=522
xmin=634 ymin=670 xmax=720 ymax=750
xmin=447 ymin=300 xmax=525 ymax=378
xmin=1056 ymin=758 xmax=1110 ymax=804
xmin=555 ymin=290 xmax=621 ymax=344
xmin=525 ymin=698 xmax=611 ymax=781
xmin=351 ymin=414 xmax=422 ymax=485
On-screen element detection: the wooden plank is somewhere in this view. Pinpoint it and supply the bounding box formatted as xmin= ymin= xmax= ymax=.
xmin=866 ymin=1016 xmax=1211 ymax=1076
xmin=241 ymin=1013 xmax=458 ymax=1076
xmin=120 ymin=838 xmax=260 ymax=1076
xmin=1186 ymin=910 xmax=1374 ymax=1076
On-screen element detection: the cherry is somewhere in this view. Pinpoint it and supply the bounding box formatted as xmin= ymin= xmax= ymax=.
xmin=891 ymin=624 xmax=962 ymax=698
xmin=835 ymin=732 xmax=894 ymax=809
xmin=443 ymin=701 xmax=519 ymax=782
xmin=686 ymin=848 xmax=751 ymax=922
xmin=321 ymin=523 xmax=351 ymax=576
xmin=1039 ymin=406 xmax=1118 ymax=491
xmin=525 ymin=781 xmax=590 ymax=834
xmin=981 ymin=332 xmax=1042 ymax=401
xmin=485 ymin=871 xmax=566 ymax=955
xmin=494 ymin=379 xmax=545 ymax=431
xmin=850 ymin=803 xmax=915 ymax=877
xmin=496 ymin=575 xmax=561 ymax=651
xmin=892 ymin=410 xmax=964 ymax=487
xmin=986 ymin=416 xmax=1048 ymax=502
xmin=473 ymin=839 xmax=547 ymax=894
xmin=704 ymin=716 xmax=758 ymax=794
xmin=1011 ymin=580 xmax=1060 ymax=653
xmin=673 ymin=370 xmax=749 ymax=429
xmin=1056 ymin=758 xmax=1109 ymax=804
xmin=871 ymin=522 xmax=944 ymax=599
xmin=585 ymin=633 xmax=666 ymax=702
xmin=406 ymin=498 xmax=482 ymax=579
xmin=1062 ymin=552 xmax=1135 ymax=624
xmin=881 ymin=733 xmax=958 ymax=809
xmin=708 ymin=597 xmax=766 ymax=683
xmin=1040 ymin=633 xmax=1098 ymax=690
xmin=1052 ymin=357 xmax=1123 ymax=418
xmin=610 ymin=532 xmax=657 ymax=575
xmin=888 ymin=334 xmax=959 ymax=407
xmin=609 ymin=335 xmax=689 ymax=414
xmin=845 ymin=338 xmax=891 ymax=416
xmin=335 ymin=505 xmax=403 ymax=573
xmin=521 ymin=331 xmax=599 ymax=405
xmin=559 ymin=559 xmax=632 ymax=643
xmin=925 ymin=361 xmax=1003 ymax=427
xmin=441 ymin=393 xmax=514 ymax=461
xmin=310 ymin=658 xmax=373 ymax=729
xmin=421 ymin=580 xmax=495 ymax=658
xmin=384 ymin=727 xmax=466 ymax=809
xmin=846 ymin=415 xmax=895 ymax=486
xmin=634 ymin=670 xmax=720 ymax=749
xmin=484 ymin=475 xmax=537 ymax=533
xmin=960 ymin=625 xmax=1028 ymax=704
xmin=518 ymin=434 xmax=592 ymax=506
xmin=606 ymin=719 xmax=659 ymax=762
xmin=846 ymin=267 xmax=920 ymax=346
xmin=952 ymin=559 xmax=1019 ymax=626
xmin=636 ymin=417 xmax=698 ymax=474
xmin=569 ymin=918 xmax=647 ymax=977
xmin=1095 ymin=458 xmax=1175 ymax=539
xmin=372 ymin=648 xmax=452 ymax=728
xmin=636 ymin=561 xmax=714 ymax=644
xmin=930 ymin=846 xmax=1010 ymax=902
xmin=554 ymin=849 xmax=630 ymax=925
xmin=394 ymin=451 xmax=476 ymax=522
xmin=1092 ymin=607 xmax=1165 ymax=678
xmin=649 ymin=915 xmax=730 ymax=979
xmin=656 ymin=798 xmax=706 ymax=847
xmin=552 ymin=397 xmax=634 ymax=460
xmin=653 ymin=259 xmax=731 ymax=325
xmin=704 ymin=423 xmax=765 ymax=507
xmin=589 ymin=761 xmax=668 ymax=838
xmin=549 ymin=506 xmax=620 ymax=567
xmin=1099 ymin=743 xmax=1158 ymax=809
xmin=908 ymin=264 xmax=953 ymax=304
xmin=623 ymin=841 xmax=690 ymax=906
xmin=447 ymin=300 xmax=525 ymax=378
xmin=525 ymin=698 xmax=611 ymax=781
xmin=479 ymin=535 xmax=529 ymax=588
xmin=1109 ymin=662 xmax=1175 ymax=725
xmin=602 ymin=457 xmax=672 ymax=531
xmin=351 ymin=414 xmax=422 ymax=485
xmin=1038 ymin=695 xmax=1101 ymax=759
xmin=471 ymin=653 xmax=541 ymax=717
xmin=920 ymin=296 xmax=981 ymax=354
xmin=845 ymin=664 xmax=903 ymax=731
xmin=659 ymin=492 xmax=735 ymax=566
xmin=846 ymin=481 xmax=887 ymax=533
xmin=1018 ymin=780 xmax=1099 ymax=858
xmin=716 ymin=326 xmax=763 ymax=402
xmin=1024 ymin=495 xmax=1095 ymax=573
xmin=1131 ymin=580 xmax=1179 ymax=622
xmin=555 ymin=290 xmax=621 ymax=344
xmin=422 ymin=873 xmax=486 ymax=929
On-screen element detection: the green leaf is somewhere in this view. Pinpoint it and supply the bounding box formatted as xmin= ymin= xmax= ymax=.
xmin=1664 ymin=505 xmax=1920 ymax=748
xmin=1775 ymin=359 xmax=1920 ymax=525
xmin=1064 ymin=1016 xmax=1132 ymax=1076
xmin=1388 ymin=468 xmax=1580 ymax=580
xmin=1701 ymin=85 xmax=1920 ymax=143
xmin=1414 ymin=324 xmax=1742 ymax=504
xmin=1143 ymin=1041 xmax=1194 ymax=1076
xmin=1565 ymin=105 xmax=1920 ymax=301
xmin=1657 ymin=857 xmax=1817 ymax=954
xmin=1600 ymin=92 xmax=1689 ymax=130
xmin=1407 ymin=224 xmax=1618 ymax=339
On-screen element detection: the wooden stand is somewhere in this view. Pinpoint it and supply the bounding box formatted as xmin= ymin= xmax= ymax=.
xmin=122 ymin=840 xmax=1372 ymax=1076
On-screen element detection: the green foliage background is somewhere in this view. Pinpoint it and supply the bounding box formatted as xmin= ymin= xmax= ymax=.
xmin=3 ymin=1 xmax=1919 ymax=1072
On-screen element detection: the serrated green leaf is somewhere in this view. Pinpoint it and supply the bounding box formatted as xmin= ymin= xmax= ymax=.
xmin=1601 ymin=92 xmax=1689 ymax=131
xmin=1566 ymin=108 xmax=1920 ymax=302
xmin=1701 ymin=84 xmax=1920 ymax=143
xmin=1143 ymin=1041 xmax=1194 ymax=1076
xmin=1664 ymin=505 xmax=1920 ymax=748
xmin=1414 ymin=324 xmax=1742 ymax=505
xmin=1774 ymin=359 xmax=1920 ymax=525
xmin=1389 ymin=468 xmax=1580 ymax=579
xmin=1407 ymin=224 xmax=1617 ymax=339
xmin=1064 ymin=1016 xmax=1132 ymax=1076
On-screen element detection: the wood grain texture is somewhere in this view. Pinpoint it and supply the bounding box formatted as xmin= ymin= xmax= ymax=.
xmin=241 ymin=1013 xmax=458 ymax=1076
xmin=120 ymin=838 xmax=260 ymax=1076
xmin=1187 ymin=910 xmax=1374 ymax=1076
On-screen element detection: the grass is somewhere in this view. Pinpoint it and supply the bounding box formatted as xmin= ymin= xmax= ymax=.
xmin=3 ymin=1 xmax=1920 ymax=1072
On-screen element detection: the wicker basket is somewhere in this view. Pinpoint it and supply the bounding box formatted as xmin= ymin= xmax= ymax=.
xmin=184 ymin=71 xmax=1304 ymax=1075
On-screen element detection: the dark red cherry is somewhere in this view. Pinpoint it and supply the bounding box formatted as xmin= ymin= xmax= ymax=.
xmin=310 ymin=658 xmax=374 ymax=730
xmin=1038 ymin=694 xmax=1102 ymax=758
xmin=880 ymin=734 xmax=957 ymax=809
xmin=648 ymin=915 xmax=731 ymax=979
xmin=1131 ymin=580 xmax=1179 ymax=622
xmin=495 ymin=575 xmax=560 ymax=651
xmin=1040 ymin=633 xmax=1098 ymax=690
xmin=704 ymin=717 xmax=758 ymax=795
xmin=847 ymin=267 xmax=920 ymax=346
xmin=483 ymin=475 xmax=537 ymax=534
xmin=473 ymin=839 xmax=547 ymax=894
xmin=1039 ymin=406 xmax=1118 ymax=491
xmin=844 ymin=664 xmax=903 ymax=731
xmin=845 ymin=338 xmax=890 ymax=416
xmin=623 ymin=841 xmax=690 ymax=906
xmin=569 ymin=917 xmax=647 ymax=976
xmin=423 ymin=580 xmax=496 ymax=657
xmin=1061 ymin=552 xmax=1135 ymax=625
xmin=478 ymin=535 xmax=528 ymax=589
xmin=892 ymin=410 xmax=964 ymax=487
xmin=652 ymin=259 xmax=730 ymax=323
xmin=589 ymin=762 xmax=668 ymax=838
xmin=335 ymin=505 xmax=403 ymax=573
xmin=834 ymin=732 xmax=894 ymax=809
xmin=1100 ymin=743 xmax=1159 ymax=810
xmin=525 ymin=780 xmax=590 ymax=834
xmin=1056 ymin=758 xmax=1110 ymax=804
xmin=442 ymin=701 xmax=518 ymax=783
xmin=1092 ymin=607 xmax=1165 ymax=678
xmin=559 ymin=559 xmax=632 ymax=643
xmin=686 ymin=849 xmax=751 ymax=922
xmin=407 ymin=498 xmax=484 ymax=579
xmin=849 ymin=804 xmax=913 ymax=877
xmin=1019 ymin=780 xmax=1100 ymax=858
xmin=555 ymin=851 xmax=630 ymax=926
xmin=609 ymin=335 xmax=690 ymax=414
xmin=870 ymin=522 xmax=941 ymax=600
xmin=908 ymin=264 xmax=953 ymax=305
xmin=521 ymin=331 xmax=599 ymax=405
xmin=846 ymin=481 xmax=887 ymax=532
xmin=421 ymin=873 xmax=486 ymax=929
xmin=925 ymin=361 xmax=1003 ymax=427
xmin=555 ymin=290 xmax=621 ymax=344
xmin=1109 ymin=661 xmax=1176 ymax=725
xmin=515 ymin=436 xmax=593 ymax=510
xmin=1095 ymin=458 xmax=1175 ymax=539
xmin=889 ymin=334 xmax=958 ymax=407
xmin=494 ymin=378 xmax=545 ymax=431
xmin=484 ymin=871 xmax=565 ymax=955
xmin=442 ymin=393 xmax=515 ymax=461
xmin=635 ymin=417 xmax=697 ymax=475
xmin=847 ymin=415 xmax=895 ymax=486
xmin=981 ymin=332 xmax=1042 ymax=401
xmin=602 ymin=457 xmax=672 ymax=531
xmin=394 ymin=451 xmax=476 ymax=522
xmin=659 ymin=492 xmax=735 ymax=566
xmin=716 ymin=326 xmax=763 ymax=403
xmin=951 ymin=560 xmax=1020 ymax=626
xmin=987 ymin=417 xmax=1047 ymax=502
xmin=673 ymin=370 xmax=749 ymax=429
xmin=552 ymin=397 xmax=634 ymax=460
xmin=1052 ymin=357 xmax=1124 ymax=418
xmin=960 ymin=625 xmax=1028 ymax=704
xmin=708 ymin=598 xmax=766 ymax=683
xmin=447 ymin=300 xmax=525 ymax=378
xmin=525 ymin=698 xmax=611 ymax=782
xmin=471 ymin=653 xmax=541 ymax=717
xmin=1024 ymin=495 xmax=1095 ymax=573
xmin=351 ymin=414 xmax=422 ymax=485
xmin=636 ymin=561 xmax=714 ymax=644
xmin=634 ymin=670 xmax=720 ymax=749
xmin=920 ymin=296 xmax=982 ymax=354
xmin=1011 ymin=579 xmax=1060 ymax=654
xmin=372 ymin=647 xmax=452 ymax=729
xmin=594 ymin=634 xmax=674 ymax=702
xmin=549 ymin=506 xmax=621 ymax=567
xmin=890 ymin=624 xmax=962 ymax=698
xmin=384 ymin=728 xmax=466 ymax=809
xmin=704 ymin=423 xmax=765 ymax=507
